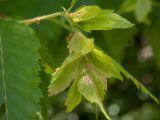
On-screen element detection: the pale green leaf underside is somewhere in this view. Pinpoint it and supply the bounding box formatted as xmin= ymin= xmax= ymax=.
xmin=88 ymin=49 xmax=123 ymax=80
xmin=48 ymin=57 xmax=81 ymax=96
xmin=65 ymin=79 xmax=81 ymax=112
xmin=49 ymin=31 xmax=94 ymax=96
xmin=70 ymin=5 xmax=101 ymax=23
xmin=0 ymin=19 xmax=41 ymax=120
xmin=89 ymin=65 xmax=108 ymax=94
xmin=91 ymin=48 xmax=159 ymax=103
xmin=78 ymin=73 xmax=111 ymax=120
xmin=68 ymin=32 xmax=94 ymax=55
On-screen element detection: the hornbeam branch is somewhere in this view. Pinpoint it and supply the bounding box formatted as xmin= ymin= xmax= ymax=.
xmin=21 ymin=12 xmax=64 ymax=25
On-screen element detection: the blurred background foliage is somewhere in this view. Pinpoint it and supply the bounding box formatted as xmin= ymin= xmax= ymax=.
xmin=0 ymin=0 xmax=160 ymax=120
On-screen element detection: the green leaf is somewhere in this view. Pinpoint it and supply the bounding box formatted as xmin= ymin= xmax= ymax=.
xmin=65 ymin=79 xmax=81 ymax=112
xmin=48 ymin=55 xmax=81 ymax=96
xmin=68 ymin=32 xmax=94 ymax=55
xmin=79 ymin=10 xmax=134 ymax=32
xmin=89 ymin=65 xmax=108 ymax=94
xmin=89 ymin=67 xmax=107 ymax=100
xmin=70 ymin=5 xmax=101 ymax=23
xmin=134 ymin=0 xmax=152 ymax=22
xmin=88 ymin=48 xmax=123 ymax=80
xmin=70 ymin=5 xmax=134 ymax=31
xmin=48 ymin=32 xmax=93 ymax=96
xmin=78 ymin=72 xmax=111 ymax=120
xmin=91 ymin=48 xmax=159 ymax=103
xmin=0 ymin=19 xmax=41 ymax=120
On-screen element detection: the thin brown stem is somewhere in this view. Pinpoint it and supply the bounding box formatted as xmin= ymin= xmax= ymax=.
xmin=21 ymin=12 xmax=64 ymax=25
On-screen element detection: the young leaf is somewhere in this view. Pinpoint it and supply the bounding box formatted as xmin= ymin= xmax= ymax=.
xmin=83 ymin=58 xmax=108 ymax=99
xmin=69 ymin=5 xmax=101 ymax=23
xmin=78 ymin=10 xmax=134 ymax=32
xmin=68 ymin=32 xmax=94 ymax=55
xmin=69 ymin=5 xmax=133 ymax=32
xmin=78 ymin=73 xmax=111 ymax=120
xmin=48 ymin=56 xmax=81 ymax=96
xmin=135 ymin=0 xmax=152 ymax=22
xmin=91 ymin=48 xmax=159 ymax=103
xmin=49 ymin=32 xmax=95 ymax=96
xmin=88 ymin=48 xmax=123 ymax=80
xmin=89 ymin=65 xmax=108 ymax=94
xmin=0 ymin=19 xmax=41 ymax=120
xmin=65 ymin=79 xmax=81 ymax=112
